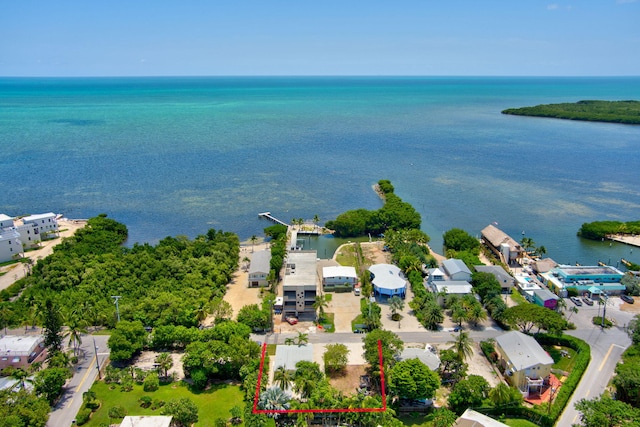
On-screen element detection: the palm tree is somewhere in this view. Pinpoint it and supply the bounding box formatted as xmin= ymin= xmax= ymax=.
xmin=468 ymin=304 xmax=488 ymax=327
xmin=520 ymin=237 xmax=535 ymax=255
xmin=388 ymin=296 xmax=404 ymax=321
xmin=313 ymin=294 xmax=329 ymax=322
xmin=242 ymin=256 xmax=250 ymax=272
xmin=566 ymin=306 xmax=579 ymax=320
xmin=250 ymin=235 xmax=258 ymax=253
xmin=294 ymin=332 xmax=309 ymax=346
xmin=423 ymin=304 xmax=444 ymax=330
xmin=284 ymin=337 xmax=295 ymax=346
xmin=193 ymin=301 xmax=210 ymax=326
xmin=449 ymin=331 xmax=474 ymax=362
xmin=258 ymin=386 xmax=291 ymax=418
xmin=489 ymin=382 xmax=513 ymax=407
xmin=155 ymin=352 xmax=173 ymax=378
xmin=64 ymin=310 xmax=88 ymax=357
xmin=313 ymin=214 xmax=320 ymax=231
xmin=273 ymin=366 xmax=294 ymax=390
xmin=450 ymin=303 xmax=467 ymax=327
xmin=535 ymin=245 xmax=547 ymax=257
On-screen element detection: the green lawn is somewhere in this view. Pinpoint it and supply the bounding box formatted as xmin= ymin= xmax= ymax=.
xmin=504 ymin=418 xmax=541 ymax=427
xmin=84 ymin=380 xmax=244 ymax=426
xmin=318 ymin=312 xmax=335 ymax=333
xmin=544 ymin=345 xmax=578 ymax=372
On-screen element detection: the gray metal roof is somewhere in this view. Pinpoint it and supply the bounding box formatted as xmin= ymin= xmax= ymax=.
xmin=495 ymin=331 xmax=553 ymax=371
xmin=474 ymin=265 xmax=514 ymax=287
xmin=442 ymin=259 xmax=472 ymax=277
xmin=249 ymin=249 xmax=271 ymax=274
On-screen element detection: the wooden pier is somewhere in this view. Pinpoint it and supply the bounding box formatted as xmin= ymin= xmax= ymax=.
xmin=258 ymin=212 xmax=289 ymax=227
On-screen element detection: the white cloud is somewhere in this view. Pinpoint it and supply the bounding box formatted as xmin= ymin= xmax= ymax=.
xmin=547 ymin=4 xmax=559 ymax=10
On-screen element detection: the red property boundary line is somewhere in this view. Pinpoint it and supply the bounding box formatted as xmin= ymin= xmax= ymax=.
xmin=252 ymin=340 xmax=387 ymax=414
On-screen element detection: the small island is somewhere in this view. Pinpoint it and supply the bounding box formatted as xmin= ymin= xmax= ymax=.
xmin=502 ymin=100 xmax=640 ymax=125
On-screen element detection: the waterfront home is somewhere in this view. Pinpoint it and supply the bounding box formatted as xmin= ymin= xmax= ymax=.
xmin=0 ymin=214 xmax=13 ymax=229
xmin=248 ymin=249 xmax=271 ymax=287
xmin=368 ymin=263 xmax=407 ymax=298
xmin=541 ymin=264 xmax=625 ymax=298
xmin=481 ymin=224 xmax=523 ymax=265
xmin=0 ymin=228 xmax=23 ymax=263
xmin=322 ymin=265 xmax=358 ymax=291
xmin=21 ymin=212 xmax=58 ymax=239
xmin=442 ymin=258 xmax=472 ymax=282
xmin=0 ymin=335 xmax=47 ymax=371
xmin=494 ymin=331 xmax=554 ymax=397
xmin=475 ymin=265 xmax=514 ymax=294
xmin=282 ymin=251 xmax=318 ymax=316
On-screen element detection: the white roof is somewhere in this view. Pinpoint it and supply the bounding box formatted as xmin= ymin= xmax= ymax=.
xmin=368 ymin=263 xmax=406 ymax=291
xmin=432 ymin=281 xmax=473 ymax=294
xmin=0 ymin=335 xmax=43 ymax=356
xmin=0 ymin=214 xmax=13 ymax=222
xmin=454 ymin=409 xmax=509 ymax=427
xmin=119 ymin=416 xmax=173 ymax=427
xmin=428 ymin=267 xmax=445 ymax=277
xmin=22 ymin=212 xmax=56 ymax=222
xmin=285 ymin=251 xmax=318 ymax=288
xmin=273 ymin=344 xmax=314 ymax=371
xmin=323 ymin=265 xmax=358 ymax=279
xmin=495 ymin=331 xmax=553 ymax=371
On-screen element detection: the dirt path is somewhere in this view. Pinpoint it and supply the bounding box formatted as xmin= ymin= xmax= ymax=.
xmin=0 ymin=218 xmax=86 ymax=291
xmin=220 ymin=243 xmax=268 ymax=322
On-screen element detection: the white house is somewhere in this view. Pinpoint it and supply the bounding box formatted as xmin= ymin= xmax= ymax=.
xmin=248 ymin=249 xmax=271 ymax=287
xmin=322 ymin=265 xmax=358 ymax=290
xmin=14 ymin=223 xmax=42 ymax=249
xmin=0 ymin=228 xmax=23 ymax=263
xmin=22 ymin=213 xmax=58 ymax=239
xmin=0 ymin=214 xmax=14 ymax=229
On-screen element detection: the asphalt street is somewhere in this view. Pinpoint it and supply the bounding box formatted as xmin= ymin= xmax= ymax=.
xmin=46 ymin=334 xmax=110 ymax=427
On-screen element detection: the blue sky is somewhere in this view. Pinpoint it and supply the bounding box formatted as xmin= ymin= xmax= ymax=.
xmin=1 ymin=1 xmax=638 ymax=76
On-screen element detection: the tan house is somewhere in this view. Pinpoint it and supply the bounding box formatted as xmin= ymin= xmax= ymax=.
xmin=494 ymin=331 xmax=554 ymax=397
xmin=481 ymin=224 xmax=523 ymax=265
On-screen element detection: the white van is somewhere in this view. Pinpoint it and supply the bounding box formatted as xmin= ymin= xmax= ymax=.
xmin=354 ymin=287 xmax=361 ymax=296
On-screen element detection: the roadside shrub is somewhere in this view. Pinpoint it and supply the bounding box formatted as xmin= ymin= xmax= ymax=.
xmin=75 ymin=408 xmax=92 ymax=425
xmin=143 ymin=373 xmax=160 ymax=392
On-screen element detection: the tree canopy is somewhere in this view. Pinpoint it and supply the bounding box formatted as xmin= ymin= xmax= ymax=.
xmin=389 ymin=358 xmax=439 ymax=401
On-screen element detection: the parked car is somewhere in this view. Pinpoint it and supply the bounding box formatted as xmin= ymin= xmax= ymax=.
xmin=354 ymin=287 xmax=361 ymax=296
xmin=570 ymin=296 xmax=583 ymax=306
xmin=621 ymin=294 xmax=635 ymax=304
xmin=286 ymin=316 xmax=298 ymax=325
xmin=582 ymin=296 xmax=594 ymax=306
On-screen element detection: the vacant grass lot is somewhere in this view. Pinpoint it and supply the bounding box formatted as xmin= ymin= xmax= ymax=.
xmin=84 ymin=380 xmax=244 ymax=426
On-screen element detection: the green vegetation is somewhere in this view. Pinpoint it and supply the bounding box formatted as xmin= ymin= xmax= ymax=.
xmin=502 ymin=100 xmax=640 ymax=124
xmin=325 ymin=180 xmax=421 ymax=237
xmin=578 ymin=220 xmax=640 ymax=240
xmin=1 ymin=215 xmax=240 ymax=331
xmin=83 ymin=381 xmax=243 ymax=427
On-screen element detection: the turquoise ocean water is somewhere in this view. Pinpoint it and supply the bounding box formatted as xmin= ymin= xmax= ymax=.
xmin=1 ymin=76 xmax=639 ymax=266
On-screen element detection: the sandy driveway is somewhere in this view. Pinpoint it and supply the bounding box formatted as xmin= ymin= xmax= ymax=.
xmin=0 ymin=218 xmax=86 ymax=291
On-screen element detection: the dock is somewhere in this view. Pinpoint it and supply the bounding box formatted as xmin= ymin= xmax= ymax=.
xmin=607 ymin=234 xmax=640 ymax=248
xmin=258 ymin=212 xmax=289 ymax=227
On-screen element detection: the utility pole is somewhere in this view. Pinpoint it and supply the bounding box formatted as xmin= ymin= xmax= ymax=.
xmin=93 ymin=337 xmax=102 ymax=379
xmin=601 ymin=293 xmax=608 ymax=328
xmin=111 ymin=296 xmax=121 ymax=323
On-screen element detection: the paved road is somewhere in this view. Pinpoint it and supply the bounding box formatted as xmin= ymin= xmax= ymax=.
xmin=46 ymin=334 xmax=110 ymax=427
xmin=254 ymin=297 xmax=636 ymax=427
